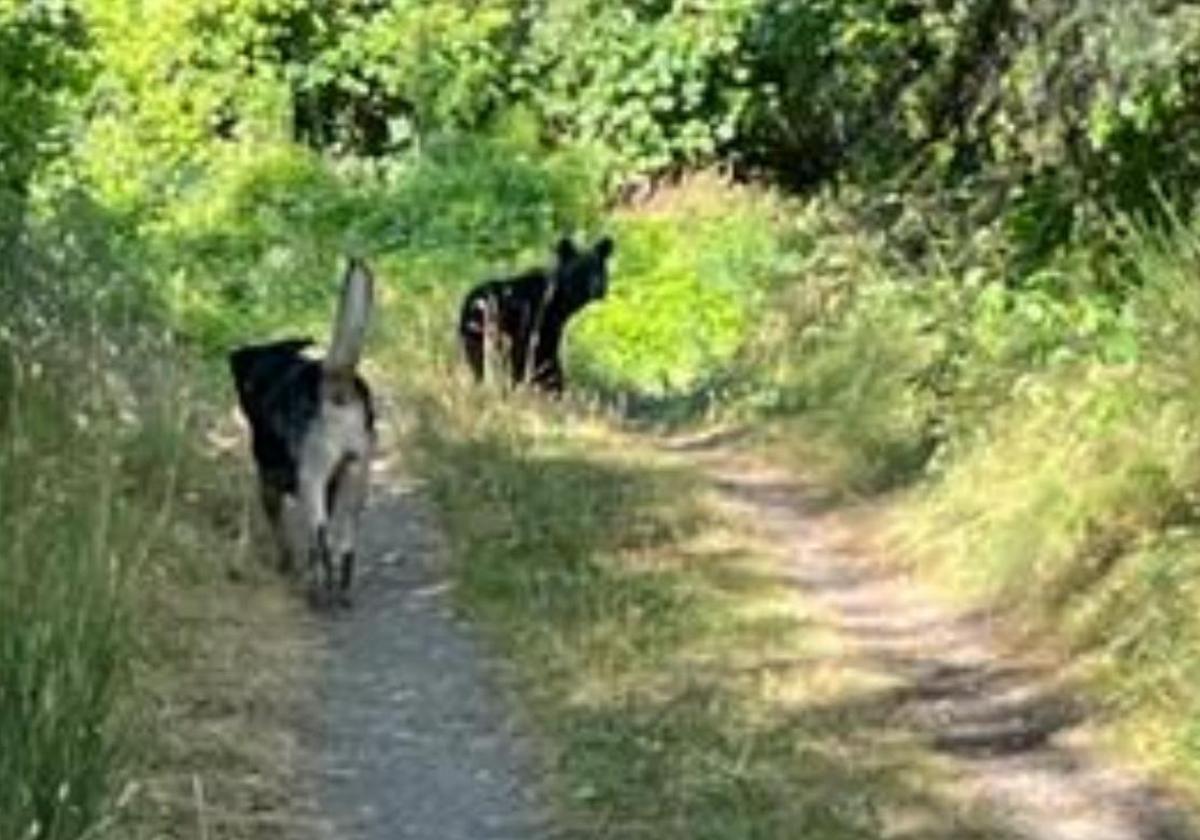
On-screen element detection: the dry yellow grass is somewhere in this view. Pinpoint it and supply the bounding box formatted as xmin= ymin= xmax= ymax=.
xmin=114 ymin=420 xmax=328 ymax=840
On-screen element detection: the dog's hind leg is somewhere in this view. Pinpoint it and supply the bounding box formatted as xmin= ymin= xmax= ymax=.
xmin=313 ymin=524 xmax=334 ymax=609
xmin=328 ymin=456 xmax=369 ymax=608
xmin=298 ymin=465 xmax=334 ymax=608
xmin=259 ymin=481 xmax=293 ymax=571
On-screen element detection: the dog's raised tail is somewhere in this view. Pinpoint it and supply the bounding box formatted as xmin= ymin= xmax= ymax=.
xmin=325 ymin=257 xmax=374 ymax=376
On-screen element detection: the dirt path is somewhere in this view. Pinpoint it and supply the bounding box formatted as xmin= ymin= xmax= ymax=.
xmin=313 ymin=476 xmax=550 ymax=840
xmin=689 ymin=438 xmax=1199 ymax=840
xmin=304 ymin=421 xmax=1198 ymax=840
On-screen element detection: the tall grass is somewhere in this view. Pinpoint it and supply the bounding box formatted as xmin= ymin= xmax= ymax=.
xmin=149 ymin=133 xmax=604 ymax=353
xmin=881 ymin=222 xmax=1200 ymax=783
xmin=721 ymin=192 xmax=1200 ymax=784
xmin=719 ymin=194 xmax=1140 ymax=494
xmin=717 ymin=204 xmax=945 ymax=492
xmin=0 ymin=198 xmax=319 ymax=839
xmin=0 ymin=278 xmax=186 ymax=838
xmin=378 ymin=357 xmax=1011 ymax=838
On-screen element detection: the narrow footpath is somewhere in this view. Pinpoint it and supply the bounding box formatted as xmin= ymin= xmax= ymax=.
xmin=692 ymin=437 xmax=1198 ymax=840
xmin=309 ymin=422 xmax=1200 ymax=840
xmin=315 ymin=476 xmax=550 ymax=840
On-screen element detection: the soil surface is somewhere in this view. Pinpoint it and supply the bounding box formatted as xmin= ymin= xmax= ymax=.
xmin=309 ymin=423 xmax=1199 ymax=840
xmin=314 ymin=478 xmax=551 ymax=840
xmin=685 ymin=434 xmax=1199 ymax=840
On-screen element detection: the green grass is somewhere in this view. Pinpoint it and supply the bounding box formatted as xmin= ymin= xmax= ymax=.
xmin=0 ymin=210 xmax=181 ymax=838
xmin=885 ymin=367 xmax=1200 ymax=786
xmin=388 ymin=371 xmax=1011 ymax=838
xmin=865 ymin=225 xmax=1200 ymax=790
xmin=0 ymin=379 xmax=128 ymax=839
xmin=0 ymin=310 xmax=195 ymax=837
xmin=572 ymin=174 xmax=790 ymax=401
xmin=147 ymin=133 xmax=604 ymax=353
xmin=15 ymin=110 xmax=1200 ymax=836
xmin=662 ymin=197 xmax=1200 ymax=799
xmin=0 ymin=206 xmax=322 ymax=839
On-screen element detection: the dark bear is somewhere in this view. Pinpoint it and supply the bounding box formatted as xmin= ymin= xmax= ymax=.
xmin=459 ymin=235 xmax=614 ymax=394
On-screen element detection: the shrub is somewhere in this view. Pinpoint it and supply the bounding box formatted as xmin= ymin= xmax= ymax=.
xmin=511 ymin=0 xmax=764 ymax=182
xmin=572 ymin=177 xmax=786 ymax=398
xmin=0 ymin=0 xmax=89 ymax=197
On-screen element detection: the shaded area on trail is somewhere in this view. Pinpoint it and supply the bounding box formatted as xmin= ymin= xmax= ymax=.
xmin=315 ymin=482 xmax=549 ymax=840
xmin=693 ymin=434 xmax=1199 ymax=840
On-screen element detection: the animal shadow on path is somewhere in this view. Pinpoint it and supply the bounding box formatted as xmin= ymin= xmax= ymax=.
xmin=314 ymin=480 xmax=551 ymax=840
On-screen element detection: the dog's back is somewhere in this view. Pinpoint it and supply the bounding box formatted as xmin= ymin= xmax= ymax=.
xmin=229 ymin=339 xmax=320 ymax=495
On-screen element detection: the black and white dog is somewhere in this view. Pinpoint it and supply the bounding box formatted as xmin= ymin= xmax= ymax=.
xmin=229 ymin=258 xmax=376 ymax=607
xmin=459 ymin=236 xmax=615 ymax=393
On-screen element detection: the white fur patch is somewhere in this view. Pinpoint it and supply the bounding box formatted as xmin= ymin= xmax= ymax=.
xmin=296 ymin=398 xmax=373 ymax=531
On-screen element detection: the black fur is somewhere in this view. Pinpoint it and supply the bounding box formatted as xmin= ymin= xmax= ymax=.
xmin=459 ymin=236 xmax=615 ymax=393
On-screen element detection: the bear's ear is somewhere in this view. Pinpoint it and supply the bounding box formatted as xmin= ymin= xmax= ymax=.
xmin=555 ymin=236 xmax=579 ymax=263
xmin=594 ymin=236 xmax=615 ymax=261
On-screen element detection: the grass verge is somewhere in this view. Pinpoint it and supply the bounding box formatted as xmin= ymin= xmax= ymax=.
xmin=743 ymin=216 xmax=1200 ymax=799
xmin=1 ymin=245 xmax=322 ymax=839
xmin=885 ymin=359 xmax=1200 ymax=794
xmin=395 ymin=375 xmax=1014 ymax=838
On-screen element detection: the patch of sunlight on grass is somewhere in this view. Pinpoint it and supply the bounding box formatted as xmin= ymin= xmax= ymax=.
xmin=880 ymin=358 xmax=1200 ymax=802
xmin=394 ymin=355 xmax=1014 ymax=836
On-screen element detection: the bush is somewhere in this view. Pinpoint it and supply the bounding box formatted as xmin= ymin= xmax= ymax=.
xmin=0 ymin=1 xmax=89 ymax=197
xmin=136 ymin=132 xmax=602 ymax=352
xmin=571 ymin=176 xmax=787 ymax=399
xmin=510 ymin=0 xmax=764 ymax=182
xmin=867 ymin=220 xmax=1200 ymax=781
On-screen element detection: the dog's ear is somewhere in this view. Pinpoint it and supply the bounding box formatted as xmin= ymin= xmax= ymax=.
xmin=594 ymin=236 xmax=615 ymax=261
xmin=555 ymin=236 xmax=579 ymax=264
